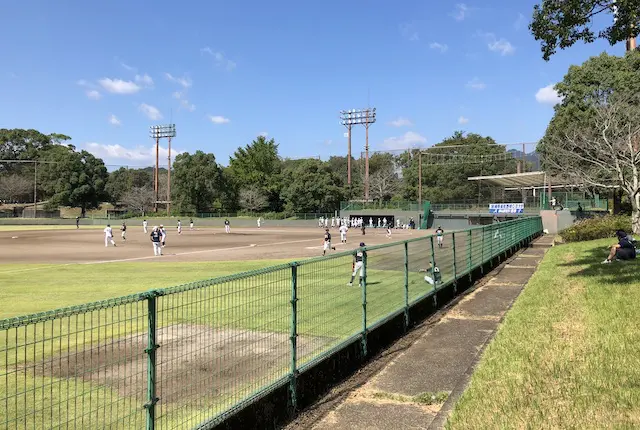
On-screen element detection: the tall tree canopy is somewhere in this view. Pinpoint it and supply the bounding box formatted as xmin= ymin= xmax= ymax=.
xmin=530 ymin=0 xmax=640 ymax=61
xmin=172 ymin=151 xmax=223 ymax=213
xmin=281 ymin=159 xmax=344 ymax=213
xmin=539 ymin=51 xmax=640 ymax=231
xmin=228 ymin=135 xmax=283 ymax=211
xmin=38 ymin=145 xmax=109 ymax=215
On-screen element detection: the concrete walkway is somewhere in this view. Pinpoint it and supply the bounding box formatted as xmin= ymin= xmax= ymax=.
xmin=290 ymin=235 xmax=554 ymax=430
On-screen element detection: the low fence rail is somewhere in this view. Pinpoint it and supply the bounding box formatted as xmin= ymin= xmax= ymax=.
xmin=0 ymin=217 xmax=543 ymax=429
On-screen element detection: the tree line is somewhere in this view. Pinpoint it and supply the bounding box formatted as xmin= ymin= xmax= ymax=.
xmin=0 ymin=129 xmax=524 ymax=216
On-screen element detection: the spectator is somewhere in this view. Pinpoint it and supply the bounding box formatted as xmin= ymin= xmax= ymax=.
xmin=602 ymin=230 xmax=637 ymax=264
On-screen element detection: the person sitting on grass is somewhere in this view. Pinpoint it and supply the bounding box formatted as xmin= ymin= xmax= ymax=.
xmin=602 ymin=230 xmax=637 ymax=264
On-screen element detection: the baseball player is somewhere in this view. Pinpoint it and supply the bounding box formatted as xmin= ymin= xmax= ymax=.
xmin=150 ymin=226 xmax=163 ymax=256
xmin=143 ymin=219 xmax=148 ymax=233
xmin=386 ymin=224 xmax=392 ymax=239
xmin=435 ymin=226 xmax=444 ymax=248
xmin=224 ymin=218 xmax=231 ymax=233
xmin=103 ymin=224 xmax=116 ymax=247
xmin=323 ymin=228 xmax=336 ymax=256
xmin=331 ymin=217 xmax=335 ymax=228
xmin=120 ymin=222 xmax=127 ymax=241
xmin=257 ymin=217 xmax=262 ymax=229
xmin=347 ymin=242 xmax=366 ymax=287
xmin=324 ymin=217 xmax=329 ymax=228
xmin=189 ymin=218 xmax=194 ymax=230
xmin=339 ymin=223 xmax=348 ymax=244
xmin=160 ymin=225 xmax=166 ymax=247
xmin=420 ymin=264 xmax=441 ymax=286
xmin=76 ymin=216 xmax=80 ymax=229
xmin=177 ymin=220 xmax=182 ymax=235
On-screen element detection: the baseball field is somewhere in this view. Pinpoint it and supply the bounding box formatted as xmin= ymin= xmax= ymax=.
xmin=2 ymin=222 xmax=467 ymax=428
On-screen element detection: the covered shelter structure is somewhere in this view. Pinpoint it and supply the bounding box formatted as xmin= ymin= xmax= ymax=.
xmin=467 ymin=171 xmax=608 ymax=211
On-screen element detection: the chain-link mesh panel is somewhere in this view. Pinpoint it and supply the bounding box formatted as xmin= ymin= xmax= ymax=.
xmin=0 ymin=300 xmax=147 ymax=429
xmin=407 ymin=239 xmax=434 ymax=304
xmin=365 ymin=244 xmax=406 ymax=327
xmin=154 ymin=267 xmax=291 ymax=429
xmin=296 ymin=254 xmax=361 ymax=369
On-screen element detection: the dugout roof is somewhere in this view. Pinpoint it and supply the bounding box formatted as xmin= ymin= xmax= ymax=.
xmin=467 ymin=171 xmax=555 ymax=189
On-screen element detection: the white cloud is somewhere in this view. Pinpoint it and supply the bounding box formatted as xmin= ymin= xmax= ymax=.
xmin=164 ymin=73 xmax=192 ymax=88
xmin=466 ymin=77 xmax=486 ymax=90
xmin=120 ymin=62 xmax=137 ymax=72
xmin=200 ymin=47 xmax=237 ymax=71
xmin=108 ymin=114 xmax=121 ymax=126
xmin=172 ymin=91 xmax=183 ymax=99
xmin=535 ymin=84 xmax=563 ymax=106
xmin=382 ymin=131 xmax=427 ymax=150
xmin=138 ymin=103 xmax=163 ymax=120
xmin=180 ymin=100 xmax=196 ymax=112
xmin=452 ymin=4 xmax=469 ymax=21
xmin=86 ymin=90 xmax=101 ymax=100
xmin=429 ymin=42 xmax=448 ymax=53
xmin=458 ymin=116 xmax=469 ymax=124
xmin=514 ymin=13 xmax=526 ymax=30
xmin=98 ymin=78 xmax=141 ymax=94
xmin=389 ymin=117 xmax=413 ymax=127
xmin=84 ymin=142 xmax=186 ymax=164
xmin=259 ymin=131 xmax=268 ymax=137
xmin=479 ymin=32 xmax=516 ymax=55
xmin=399 ymin=23 xmax=419 ymax=41
xmin=209 ymin=115 xmax=230 ymax=124
xmin=135 ymin=73 xmax=154 ymax=87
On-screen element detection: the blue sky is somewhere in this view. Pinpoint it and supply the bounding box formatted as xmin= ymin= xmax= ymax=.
xmin=0 ymin=0 xmax=627 ymax=168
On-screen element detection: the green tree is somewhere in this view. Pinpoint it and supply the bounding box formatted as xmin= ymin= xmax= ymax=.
xmin=38 ymin=145 xmax=108 ymax=216
xmin=401 ymin=132 xmax=516 ymax=203
xmin=228 ymin=136 xmax=283 ymax=211
xmin=172 ymin=151 xmax=223 ymax=213
xmin=281 ymin=159 xmax=344 ymax=213
xmin=539 ymin=51 xmax=640 ymax=230
xmin=530 ymin=0 xmax=639 ymax=61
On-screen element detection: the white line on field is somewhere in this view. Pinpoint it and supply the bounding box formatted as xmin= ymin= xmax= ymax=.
xmin=0 ymin=238 xmax=321 ymax=272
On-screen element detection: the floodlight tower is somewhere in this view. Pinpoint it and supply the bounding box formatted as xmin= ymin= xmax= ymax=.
xmin=149 ymin=124 xmax=176 ymax=213
xmin=339 ymin=107 xmax=376 ymax=200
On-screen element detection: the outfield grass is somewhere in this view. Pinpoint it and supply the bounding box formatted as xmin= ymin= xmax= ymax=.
xmin=448 ymin=238 xmax=640 ymax=429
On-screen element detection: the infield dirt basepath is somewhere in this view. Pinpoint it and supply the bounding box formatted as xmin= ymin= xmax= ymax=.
xmin=286 ymin=235 xmax=555 ymax=430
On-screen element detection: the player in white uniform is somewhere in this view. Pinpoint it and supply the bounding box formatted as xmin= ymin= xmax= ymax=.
xmin=189 ymin=218 xmax=194 ymax=230
xmin=104 ymin=224 xmax=116 ymax=247
xmin=324 ymin=217 xmax=329 ymax=228
xmin=160 ymin=225 xmax=166 ymax=247
xmin=143 ymin=219 xmax=148 ymax=233
xmin=339 ymin=223 xmax=348 ymax=244
xmin=150 ymin=226 xmax=163 ymax=256
xmin=348 ymin=243 xmax=366 ymax=287
xmin=257 ymin=217 xmax=262 ymax=228
xmin=177 ymin=220 xmax=182 ymax=235
xmin=386 ymin=225 xmax=392 ymax=239
xmin=224 ymin=219 xmax=231 ymax=233
xmin=331 ymin=217 xmax=335 ymax=228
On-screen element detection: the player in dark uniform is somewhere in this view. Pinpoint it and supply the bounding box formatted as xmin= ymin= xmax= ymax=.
xmin=76 ymin=216 xmax=80 ymax=229
xmin=323 ymin=228 xmax=336 ymax=256
xmin=120 ymin=222 xmax=127 ymax=241
xmin=150 ymin=226 xmax=163 ymax=256
xmin=348 ymin=242 xmax=366 ymax=287
xmin=224 ymin=218 xmax=231 ymax=234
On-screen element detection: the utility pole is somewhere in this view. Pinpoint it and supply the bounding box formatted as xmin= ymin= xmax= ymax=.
xmin=418 ymin=151 xmax=422 ymax=208
xmin=33 ymin=161 xmax=37 ymax=218
xmin=149 ymin=124 xmax=176 ymax=214
xmin=167 ymin=135 xmax=172 ymax=215
xmin=339 ymin=107 xmax=376 ymax=201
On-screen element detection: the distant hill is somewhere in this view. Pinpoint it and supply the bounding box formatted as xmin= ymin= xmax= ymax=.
xmin=508 ymin=149 xmax=541 ymax=171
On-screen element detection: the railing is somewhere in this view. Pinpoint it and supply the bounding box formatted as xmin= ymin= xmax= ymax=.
xmin=340 ymin=201 xmax=421 ymax=211
xmin=0 ymin=217 xmax=542 ymax=429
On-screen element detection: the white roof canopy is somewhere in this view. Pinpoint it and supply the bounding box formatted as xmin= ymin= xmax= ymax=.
xmin=467 ymin=171 xmax=548 ymax=188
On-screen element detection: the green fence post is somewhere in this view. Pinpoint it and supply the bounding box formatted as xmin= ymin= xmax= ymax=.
xmin=429 ymin=236 xmax=437 ymax=306
xmin=480 ymin=226 xmax=485 ymax=274
xmin=467 ymin=230 xmax=472 ymax=281
xmin=289 ymin=262 xmax=298 ymax=412
xmin=361 ymin=250 xmax=368 ymax=357
xmin=144 ymin=291 xmax=159 ymax=430
xmin=404 ymin=241 xmax=410 ymax=330
xmin=452 ymin=232 xmax=457 ymax=290
xmin=490 ymin=224 xmax=495 ymax=267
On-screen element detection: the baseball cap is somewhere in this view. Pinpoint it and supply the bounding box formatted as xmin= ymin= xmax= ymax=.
xmin=360 ymin=242 xmax=365 ymax=246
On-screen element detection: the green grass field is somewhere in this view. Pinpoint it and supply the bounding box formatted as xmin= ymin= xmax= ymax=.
xmin=448 ymin=238 xmax=640 ymax=429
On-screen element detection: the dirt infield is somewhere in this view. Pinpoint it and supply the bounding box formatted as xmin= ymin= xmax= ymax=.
xmin=0 ymin=226 xmax=431 ymax=264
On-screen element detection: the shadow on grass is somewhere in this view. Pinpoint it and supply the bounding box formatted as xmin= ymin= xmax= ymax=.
xmin=559 ymin=244 xmax=640 ymax=286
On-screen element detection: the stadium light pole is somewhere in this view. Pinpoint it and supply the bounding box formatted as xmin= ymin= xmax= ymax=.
xmin=339 ymin=107 xmax=376 ymax=200
xmin=149 ymin=124 xmax=176 ymax=213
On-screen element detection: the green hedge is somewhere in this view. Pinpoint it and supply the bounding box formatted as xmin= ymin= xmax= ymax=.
xmin=560 ymin=215 xmax=631 ymax=243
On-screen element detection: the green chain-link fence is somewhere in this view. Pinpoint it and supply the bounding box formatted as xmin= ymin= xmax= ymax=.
xmin=0 ymin=216 xmax=542 ymax=429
